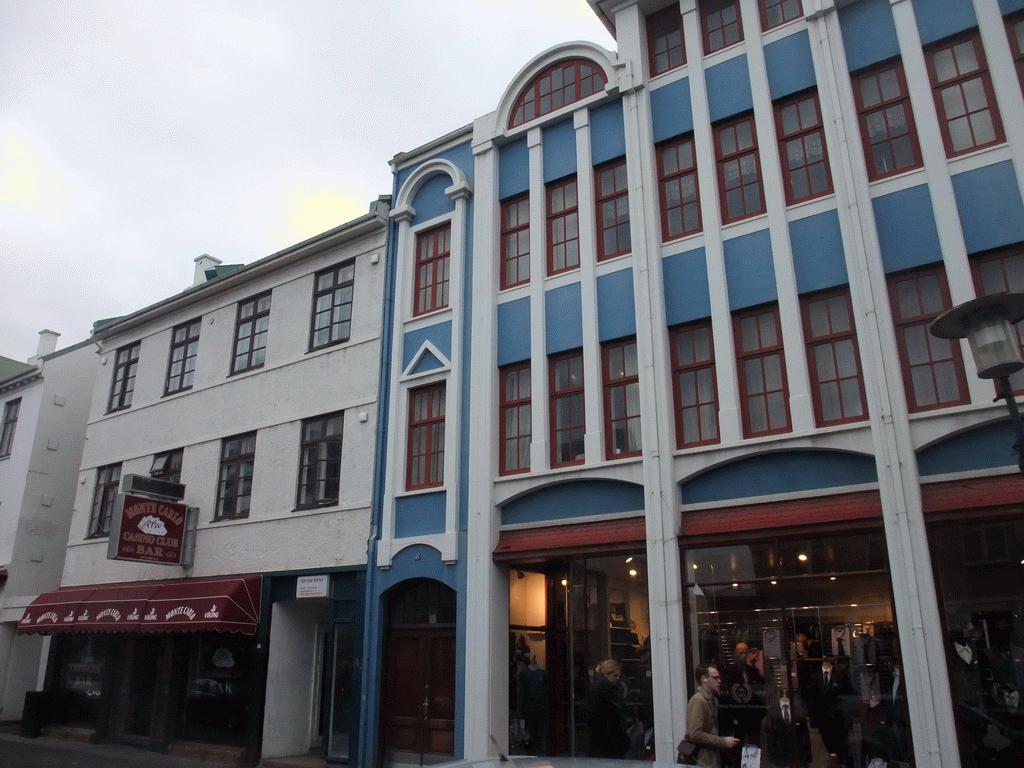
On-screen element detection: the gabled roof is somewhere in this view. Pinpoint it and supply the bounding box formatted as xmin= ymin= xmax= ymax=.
xmin=0 ymin=355 xmax=32 ymax=381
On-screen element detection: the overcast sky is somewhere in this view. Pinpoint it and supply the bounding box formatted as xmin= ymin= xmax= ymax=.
xmin=0 ymin=0 xmax=614 ymax=363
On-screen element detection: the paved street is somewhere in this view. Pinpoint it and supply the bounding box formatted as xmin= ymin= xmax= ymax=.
xmin=0 ymin=732 xmax=212 ymax=768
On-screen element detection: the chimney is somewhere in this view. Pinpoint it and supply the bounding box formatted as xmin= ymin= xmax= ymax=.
xmin=193 ymin=254 xmax=222 ymax=287
xmin=29 ymin=329 xmax=60 ymax=365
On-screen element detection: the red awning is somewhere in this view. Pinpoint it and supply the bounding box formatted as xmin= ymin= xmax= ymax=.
xmin=18 ymin=575 xmax=262 ymax=636
xmin=493 ymin=517 xmax=646 ymax=562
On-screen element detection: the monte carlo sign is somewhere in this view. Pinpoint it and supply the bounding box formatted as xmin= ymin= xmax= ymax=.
xmin=108 ymin=492 xmax=196 ymax=566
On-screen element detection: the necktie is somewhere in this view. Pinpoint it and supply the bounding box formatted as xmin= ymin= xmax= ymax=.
xmin=838 ymin=636 xmax=846 ymax=656
xmin=825 ymin=671 xmax=830 ymax=685
xmin=782 ymin=704 xmax=790 ymax=724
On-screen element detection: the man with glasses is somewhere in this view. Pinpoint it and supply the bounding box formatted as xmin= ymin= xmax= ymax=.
xmin=686 ymin=665 xmax=740 ymax=767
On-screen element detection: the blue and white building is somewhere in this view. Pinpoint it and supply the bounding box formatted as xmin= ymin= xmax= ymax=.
xmin=363 ymin=2 xmax=1024 ymax=768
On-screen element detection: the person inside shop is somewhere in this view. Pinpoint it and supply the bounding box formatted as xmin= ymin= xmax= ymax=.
xmin=586 ymin=659 xmax=629 ymax=758
xmin=807 ymin=654 xmax=854 ymax=767
xmin=687 ymin=665 xmax=740 ymax=768
xmin=718 ymin=642 xmax=766 ymax=766
xmin=766 ymin=689 xmax=811 ymax=767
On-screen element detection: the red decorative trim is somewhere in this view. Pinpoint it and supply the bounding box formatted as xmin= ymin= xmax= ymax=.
xmin=494 ymin=517 xmax=646 ymax=561
xmin=680 ymin=490 xmax=882 ymax=537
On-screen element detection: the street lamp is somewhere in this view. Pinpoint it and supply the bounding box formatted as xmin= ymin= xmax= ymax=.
xmin=930 ymin=292 xmax=1024 ymax=474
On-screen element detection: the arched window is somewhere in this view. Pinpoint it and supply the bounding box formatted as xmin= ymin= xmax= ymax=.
xmin=508 ymin=58 xmax=607 ymax=129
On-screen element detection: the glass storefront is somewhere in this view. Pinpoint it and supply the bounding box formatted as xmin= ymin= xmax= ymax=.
xmin=685 ymin=531 xmax=913 ymax=768
xmin=508 ymin=554 xmax=652 ymax=758
xmin=929 ymin=516 xmax=1024 ymax=768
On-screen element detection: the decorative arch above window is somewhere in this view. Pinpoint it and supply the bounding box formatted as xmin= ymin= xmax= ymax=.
xmin=508 ymin=58 xmax=607 ymax=129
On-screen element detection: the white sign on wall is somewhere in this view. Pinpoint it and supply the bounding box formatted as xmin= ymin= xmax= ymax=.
xmin=296 ymin=574 xmax=329 ymax=599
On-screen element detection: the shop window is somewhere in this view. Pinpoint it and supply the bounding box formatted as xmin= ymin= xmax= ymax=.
xmin=928 ymin=516 xmax=1024 ymax=766
xmin=183 ymin=634 xmax=253 ymax=744
xmin=701 ymin=0 xmax=743 ymax=54
xmin=108 ymin=340 xmax=140 ymax=412
xmin=1009 ymin=12 xmax=1024 ymax=95
xmin=231 ymin=292 xmax=271 ymax=374
xmin=310 ymin=260 xmax=355 ymax=349
xmin=802 ymin=287 xmax=868 ymax=426
xmin=775 ymin=90 xmax=832 ymax=204
xmin=297 ymin=411 xmax=344 ymax=508
xmin=648 ymin=5 xmax=685 ymax=77
xmin=887 ymin=265 xmax=969 ymax=412
xmin=734 ymin=304 xmax=791 ymax=437
xmin=50 ymin=635 xmax=109 ymax=727
xmin=414 ymin=224 xmax=451 ymax=316
xmin=547 ymin=176 xmax=580 ymax=275
xmin=499 ymin=362 xmax=531 ymax=475
xmin=407 ymin=382 xmax=445 ymax=490
xmin=603 ymin=338 xmax=641 ymax=458
xmin=0 ymin=397 xmax=20 ymax=458
xmin=657 ymin=134 xmax=701 ymax=241
xmin=671 ymin=321 xmax=719 ymax=448
xmin=595 ymin=158 xmax=631 ymax=261
xmin=925 ymin=31 xmax=1004 ymax=158
xmin=87 ymin=462 xmax=121 ymax=538
xmin=972 ymin=246 xmax=1024 ymax=391
xmin=685 ymin=532 xmax=912 ymax=768
xmin=509 ymin=58 xmax=607 ymax=129
xmin=165 ymin=318 xmax=200 ymax=395
xmin=715 ymin=114 xmax=765 ymax=223
xmin=150 ymin=448 xmax=183 ymax=485
xmin=501 ymin=194 xmax=530 ymax=289
xmin=215 ymin=432 xmax=256 ymax=520
xmin=550 ymin=350 xmax=585 ymax=467
xmin=853 ymin=60 xmax=923 ymax=180
xmin=760 ymin=0 xmax=802 ymax=31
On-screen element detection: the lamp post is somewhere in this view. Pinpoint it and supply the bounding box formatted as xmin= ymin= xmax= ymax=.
xmin=929 ymin=292 xmax=1024 ymax=474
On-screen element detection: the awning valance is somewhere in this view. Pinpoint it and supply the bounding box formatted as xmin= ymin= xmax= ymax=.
xmin=18 ymin=575 xmax=262 ymax=636
xmin=493 ymin=517 xmax=646 ymax=562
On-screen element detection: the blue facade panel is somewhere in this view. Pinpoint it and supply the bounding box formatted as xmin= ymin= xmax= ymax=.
xmin=918 ymin=420 xmax=1022 ymax=475
xmin=872 ymin=185 xmax=943 ymax=273
xmin=403 ymin=322 xmax=452 ymax=371
xmin=663 ymin=248 xmax=712 ymax=326
xmin=590 ymin=100 xmax=626 ymax=166
xmin=501 ymin=480 xmax=645 ymax=526
xmin=951 ymin=161 xmax=1024 ymax=255
xmin=790 ymin=209 xmax=849 ymax=295
xmin=651 ymin=78 xmax=694 ymax=143
xmin=682 ymin=451 xmax=879 ymax=504
xmin=913 ymin=0 xmax=977 ymax=45
xmin=499 ymin=137 xmax=529 ymax=199
xmin=706 ymin=55 xmax=754 ymax=123
xmin=765 ymin=30 xmax=817 ymax=100
xmin=411 ymin=173 xmax=456 ymax=222
xmin=545 ymin=282 xmax=584 ymax=353
xmin=543 ymin=119 xmax=577 ymax=183
xmin=596 ymin=269 xmax=636 ymax=341
xmin=999 ymin=0 xmax=1024 ymax=13
xmin=496 ymin=298 xmax=531 ymax=366
xmin=838 ymin=0 xmax=900 ymax=73
xmin=724 ymin=230 xmax=778 ymax=310
xmin=394 ymin=493 xmax=446 ymax=537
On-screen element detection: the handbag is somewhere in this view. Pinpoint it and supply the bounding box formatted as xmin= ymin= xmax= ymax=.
xmin=676 ymin=737 xmax=697 ymax=764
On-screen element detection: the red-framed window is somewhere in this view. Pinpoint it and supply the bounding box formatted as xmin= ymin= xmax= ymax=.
xmin=887 ymin=265 xmax=969 ymax=412
xmin=603 ymin=338 xmax=641 ymax=458
xmin=802 ymin=288 xmax=868 ymax=426
xmin=414 ymin=223 xmax=451 ymax=316
xmin=657 ymin=134 xmax=701 ymax=241
xmin=550 ymin=350 xmax=585 ymax=467
xmin=1008 ymin=12 xmax=1024 ymax=94
xmin=759 ymin=0 xmax=802 ymax=31
xmin=670 ymin=321 xmax=719 ymax=448
xmin=715 ymin=114 xmax=765 ymax=223
xmin=500 ymin=194 xmax=530 ymax=290
xmin=509 ymin=58 xmax=607 ymax=129
xmin=547 ymin=176 xmax=580 ymax=275
xmin=499 ymin=362 xmax=531 ymax=475
xmin=407 ymin=382 xmax=446 ymax=490
xmin=702 ymin=0 xmax=743 ymax=54
xmin=734 ymin=305 xmax=791 ymax=437
xmin=853 ymin=60 xmax=923 ymax=180
xmin=595 ymin=158 xmax=631 ymax=261
xmin=775 ymin=90 xmax=832 ymax=204
xmin=971 ymin=246 xmax=1024 ymax=392
xmin=925 ymin=31 xmax=1004 ymax=158
xmin=108 ymin=341 xmax=140 ymax=412
xmin=648 ymin=5 xmax=685 ymax=77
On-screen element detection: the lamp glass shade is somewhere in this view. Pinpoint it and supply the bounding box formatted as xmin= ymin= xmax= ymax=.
xmin=965 ymin=310 xmax=1024 ymax=378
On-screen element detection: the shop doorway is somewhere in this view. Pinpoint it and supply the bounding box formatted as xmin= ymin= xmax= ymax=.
xmin=112 ymin=636 xmax=179 ymax=749
xmin=381 ymin=580 xmax=456 ymax=767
